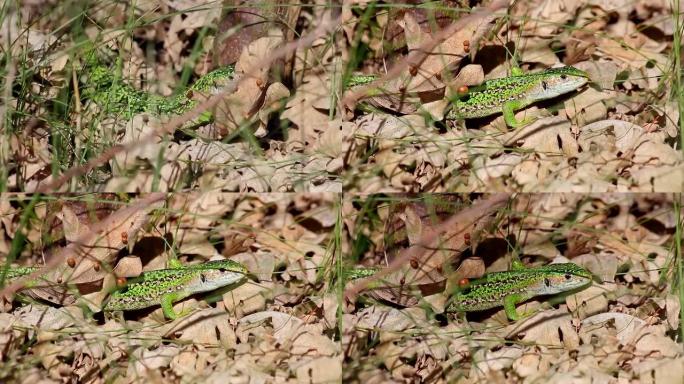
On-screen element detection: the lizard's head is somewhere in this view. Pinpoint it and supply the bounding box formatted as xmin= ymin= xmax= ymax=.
xmin=531 ymin=66 xmax=590 ymax=100
xmin=191 ymin=259 xmax=249 ymax=291
xmin=536 ymin=263 xmax=593 ymax=295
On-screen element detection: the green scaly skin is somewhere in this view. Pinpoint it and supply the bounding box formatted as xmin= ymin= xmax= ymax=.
xmin=447 ymin=263 xmax=592 ymax=320
xmin=86 ymin=62 xmax=376 ymax=122
xmin=1 ymin=266 xmax=48 ymax=290
xmin=2 ymin=266 xmax=39 ymax=280
xmin=83 ymin=62 xmax=235 ymax=123
xmin=345 ymin=74 xmax=378 ymax=87
xmin=348 ymin=262 xmax=592 ymax=321
xmin=2 ymin=260 xmax=249 ymax=320
xmin=447 ymin=66 xmax=589 ymax=128
xmin=83 ymin=59 xmax=377 ymax=126
xmin=83 ymin=61 xmax=374 ymax=126
xmin=344 ymin=266 xmax=379 ymax=281
xmin=104 ymin=259 xmax=248 ymax=320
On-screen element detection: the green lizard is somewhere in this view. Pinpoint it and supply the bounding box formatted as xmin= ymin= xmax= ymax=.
xmin=2 ymin=259 xmax=249 ymax=320
xmin=2 ymin=266 xmax=36 ymax=280
xmin=84 ymin=62 xmax=235 ymax=123
xmin=447 ymin=263 xmax=592 ymax=320
xmin=103 ymin=259 xmax=248 ymax=320
xmin=348 ymin=66 xmax=589 ymax=128
xmin=347 ymin=262 xmax=593 ymax=321
xmin=447 ymin=66 xmax=590 ymax=128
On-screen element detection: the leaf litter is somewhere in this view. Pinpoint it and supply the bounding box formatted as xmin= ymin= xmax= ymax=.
xmin=3 ymin=1 xmax=681 ymax=192
xmin=2 ymin=0 xmax=684 ymax=383
xmin=0 ymin=193 xmax=341 ymax=383
xmin=343 ymin=193 xmax=684 ymax=383
xmin=2 ymin=2 xmax=339 ymax=192
xmin=338 ymin=1 xmax=682 ymax=192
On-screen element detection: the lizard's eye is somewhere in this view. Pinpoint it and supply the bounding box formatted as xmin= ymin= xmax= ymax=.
xmin=544 ymin=278 xmax=550 ymax=287
xmin=218 ymin=268 xmax=227 ymax=272
xmin=560 ymin=74 xmax=567 ymax=80
xmin=200 ymin=273 xmax=207 ymax=283
xmin=541 ymin=81 xmax=548 ymax=90
xmin=564 ymin=274 xmax=572 ymax=280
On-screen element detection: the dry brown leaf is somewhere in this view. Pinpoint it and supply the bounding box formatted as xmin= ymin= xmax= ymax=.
xmin=111 ymin=256 xmax=143 ymax=278
xmin=582 ymin=312 xmax=647 ymax=344
xmin=214 ymin=30 xmax=283 ymax=136
xmin=221 ymin=281 xmax=270 ymax=316
xmin=649 ymin=357 xmax=684 ymax=384
xmin=294 ymin=356 xmax=342 ymax=384
xmin=517 ymin=310 xmax=581 ymax=348
xmin=636 ymin=332 xmax=681 ymax=358
xmin=131 ymin=344 xmax=180 ymax=377
xmin=472 ymin=153 xmax=522 ymax=185
xmin=520 ymin=0 xmax=581 ymax=36
xmin=568 ymin=285 xmax=609 ymax=318
xmin=471 ymin=347 xmax=524 ymax=379
xmin=322 ymin=293 xmax=339 ymax=329
xmin=629 ymin=165 xmax=684 ymax=192
xmin=238 ymin=311 xmax=338 ymax=356
xmin=282 ymin=74 xmax=332 ymax=144
xmin=506 ymin=117 xmax=578 ymax=156
xmin=163 ymin=2 xmax=222 ymax=70
xmin=167 ymin=309 xmax=237 ymax=348
xmin=14 ymin=304 xmax=83 ymax=331
xmin=356 ymin=306 xmax=426 ymax=332
xmin=111 ymin=115 xmax=165 ymax=174
xmin=665 ymin=294 xmax=681 ymax=331
xmin=404 ymin=13 xmax=497 ymax=93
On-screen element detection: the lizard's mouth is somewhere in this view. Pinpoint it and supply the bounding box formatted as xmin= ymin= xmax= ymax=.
xmin=244 ymin=272 xmax=259 ymax=282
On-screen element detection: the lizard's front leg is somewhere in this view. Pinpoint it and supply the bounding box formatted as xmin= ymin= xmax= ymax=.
xmin=161 ymin=293 xmax=197 ymax=320
xmin=503 ymin=101 xmax=536 ymax=128
xmin=503 ymin=294 xmax=521 ymax=320
xmin=161 ymin=294 xmax=180 ymax=320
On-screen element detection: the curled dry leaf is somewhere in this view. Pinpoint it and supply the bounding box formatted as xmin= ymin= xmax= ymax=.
xmin=294 ymin=356 xmax=342 ymax=384
xmin=282 ymin=74 xmax=333 ymax=145
xmin=232 ymin=310 xmax=341 ymax=381
xmin=166 ymin=308 xmax=238 ymax=348
xmin=214 ymin=30 xmax=284 ymax=136
xmin=221 ymin=281 xmax=271 ymax=316
xmin=111 ymin=115 xmax=165 ymax=174
xmin=163 ymin=2 xmax=222 ymax=69
xmin=14 ymin=304 xmax=83 ymax=332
